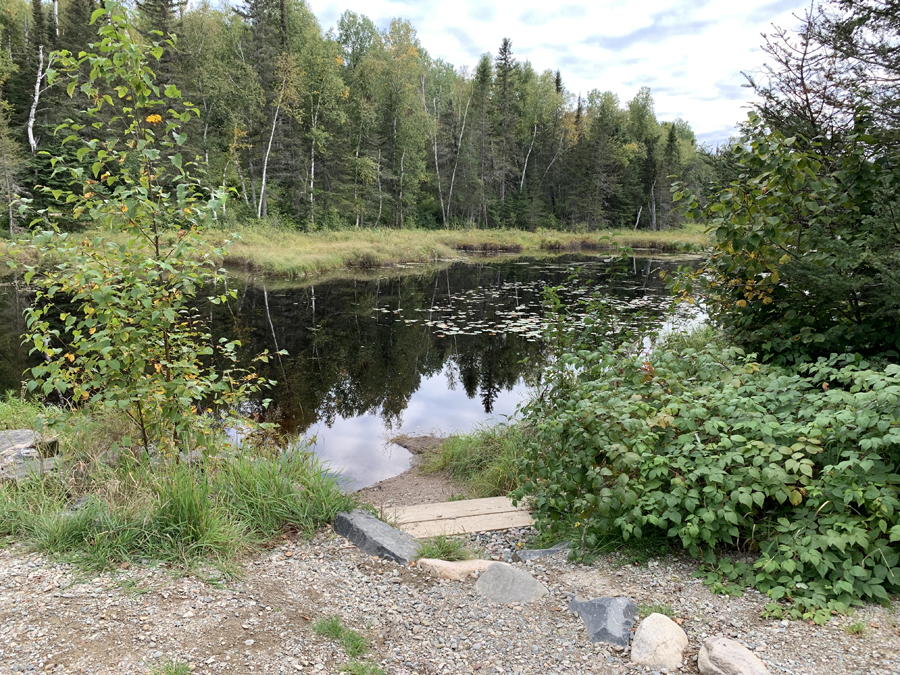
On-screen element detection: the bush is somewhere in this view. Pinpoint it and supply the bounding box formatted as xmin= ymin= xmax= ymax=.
xmin=671 ymin=113 xmax=900 ymax=363
xmin=514 ymin=336 xmax=900 ymax=620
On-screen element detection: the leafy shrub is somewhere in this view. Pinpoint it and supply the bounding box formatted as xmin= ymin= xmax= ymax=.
xmin=670 ymin=113 xmax=900 ymax=363
xmin=514 ymin=338 xmax=900 ymax=620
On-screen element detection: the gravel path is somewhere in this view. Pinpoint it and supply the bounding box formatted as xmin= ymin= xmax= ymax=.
xmin=1 ymin=528 xmax=898 ymax=675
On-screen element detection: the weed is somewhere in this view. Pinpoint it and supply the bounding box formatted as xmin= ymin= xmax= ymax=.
xmin=416 ymin=535 xmax=474 ymax=562
xmin=312 ymin=615 xmax=345 ymax=640
xmin=150 ymin=661 xmax=191 ymax=675
xmin=342 ymin=662 xmax=386 ymax=675
xmin=313 ymin=615 xmax=369 ymax=658
xmin=639 ymin=603 xmax=675 ymax=619
xmin=844 ymin=622 xmax=866 ymax=636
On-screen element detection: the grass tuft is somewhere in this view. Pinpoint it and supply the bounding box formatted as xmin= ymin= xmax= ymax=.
xmin=313 ymin=615 xmax=369 ymax=657
xmin=150 ymin=662 xmax=192 ymax=675
xmin=639 ymin=603 xmax=675 ymax=619
xmin=422 ymin=423 xmax=526 ymax=498
xmin=416 ymin=534 xmax=474 ymax=561
xmin=844 ymin=621 xmax=866 ymax=635
xmin=342 ymin=662 xmax=386 ymax=675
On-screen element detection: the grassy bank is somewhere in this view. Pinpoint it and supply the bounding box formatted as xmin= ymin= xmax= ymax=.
xmin=1 ymin=223 xmax=708 ymax=279
xmin=219 ymin=223 xmax=708 ymax=277
xmin=422 ymin=423 xmax=528 ymax=499
xmin=0 ymin=397 xmax=354 ymax=572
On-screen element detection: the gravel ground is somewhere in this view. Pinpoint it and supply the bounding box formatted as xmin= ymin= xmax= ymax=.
xmin=1 ymin=527 xmax=898 ymax=675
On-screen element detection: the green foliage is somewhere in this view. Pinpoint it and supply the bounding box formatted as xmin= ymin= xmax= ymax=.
xmin=415 ymin=535 xmax=474 ymax=562
xmin=312 ymin=615 xmax=369 ymax=658
xmin=13 ymin=7 xmax=274 ymax=455
xmin=671 ymin=113 xmax=900 ymax=362
xmin=514 ymin=335 xmax=900 ymax=618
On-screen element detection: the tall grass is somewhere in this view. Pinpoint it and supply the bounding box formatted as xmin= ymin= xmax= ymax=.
xmin=422 ymin=423 xmax=528 ymax=498
xmin=0 ymin=399 xmax=355 ymax=571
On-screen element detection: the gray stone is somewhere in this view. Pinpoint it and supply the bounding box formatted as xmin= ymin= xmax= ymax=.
xmin=699 ymin=636 xmax=771 ymax=675
xmin=0 ymin=430 xmax=59 ymax=481
xmin=332 ymin=510 xmax=420 ymax=564
xmin=473 ymin=563 xmax=548 ymax=604
xmin=568 ymin=596 xmax=638 ymax=647
xmin=512 ymin=540 xmax=570 ymax=562
xmin=630 ymin=613 xmax=688 ymax=670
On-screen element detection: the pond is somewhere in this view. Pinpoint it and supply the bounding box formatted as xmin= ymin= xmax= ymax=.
xmin=0 ymin=253 xmax=699 ymax=489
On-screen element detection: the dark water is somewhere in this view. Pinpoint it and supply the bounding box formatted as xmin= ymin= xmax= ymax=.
xmin=0 ymin=254 xmax=699 ymax=489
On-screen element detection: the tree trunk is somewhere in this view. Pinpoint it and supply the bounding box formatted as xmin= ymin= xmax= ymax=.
xmin=258 ymin=78 xmax=287 ymax=219
xmin=27 ymin=46 xmax=46 ymax=154
xmin=447 ymin=94 xmax=470 ymax=221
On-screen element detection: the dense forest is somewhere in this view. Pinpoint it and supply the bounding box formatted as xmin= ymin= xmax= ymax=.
xmin=0 ymin=0 xmax=704 ymax=233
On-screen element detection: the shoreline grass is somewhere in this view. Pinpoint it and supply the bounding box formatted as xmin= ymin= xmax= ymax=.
xmin=1 ymin=223 xmax=708 ymax=280
xmin=0 ymin=398 xmax=355 ymax=572
xmin=218 ymin=223 xmax=709 ymax=278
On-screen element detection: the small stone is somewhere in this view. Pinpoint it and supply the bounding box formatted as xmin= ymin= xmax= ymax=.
xmin=416 ymin=558 xmax=499 ymax=580
xmin=511 ymin=541 xmax=570 ymax=563
xmin=630 ymin=613 xmax=688 ymax=671
xmin=698 ymin=636 xmax=772 ymax=675
xmin=473 ymin=563 xmax=548 ymax=604
xmin=245 ymin=639 xmax=255 ymax=646
xmin=568 ymin=597 xmax=638 ymax=647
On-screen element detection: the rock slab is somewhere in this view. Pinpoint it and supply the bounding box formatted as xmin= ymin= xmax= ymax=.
xmin=698 ymin=636 xmax=771 ymax=675
xmin=512 ymin=540 xmax=570 ymax=562
xmin=416 ymin=558 xmax=500 ymax=580
xmin=0 ymin=430 xmax=58 ymax=481
xmin=568 ymin=596 xmax=638 ymax=648
xmin=630 ymin=613 xmax=688 ymax=670
xmin=473 ymin=563 xmax=548 ymax=604
xmin=332 ymin=510 xmax=420 ymax=564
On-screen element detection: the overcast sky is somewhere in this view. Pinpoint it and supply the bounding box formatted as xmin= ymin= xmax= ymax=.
xmin=305 ymin=0 xmax=812 ymax=146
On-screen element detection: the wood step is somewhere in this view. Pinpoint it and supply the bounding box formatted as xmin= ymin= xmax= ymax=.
xmin=387 ymin=496 xmax=532 ymax=538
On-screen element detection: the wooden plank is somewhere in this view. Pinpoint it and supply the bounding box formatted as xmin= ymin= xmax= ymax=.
xmin=400 ymin=511 xmax=533 ymax=538
xmin=389 ymin=497 xmax=524 ymax=525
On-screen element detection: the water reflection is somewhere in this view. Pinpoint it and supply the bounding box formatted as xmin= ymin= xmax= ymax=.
xmin=0 ymin=254 xmax=698 ymax=489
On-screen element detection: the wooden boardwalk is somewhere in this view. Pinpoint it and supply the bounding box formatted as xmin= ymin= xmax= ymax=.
xmin=388 ymin=496 xmax=532 ymax=538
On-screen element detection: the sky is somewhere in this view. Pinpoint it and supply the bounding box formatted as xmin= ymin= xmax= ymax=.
xmin=304 ymin=0 xmax=813 ymax=146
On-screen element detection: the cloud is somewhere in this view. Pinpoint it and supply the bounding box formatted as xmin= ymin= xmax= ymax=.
xmin=697 ymin=80 xmax=753 ymax=102
xmin=520 ymin=5 xmax=587 ymax=27
xmin=469 ymin=5 xmax=496 ymax=22
xmin=584 ymin=4 xmax=718 ymax=51
xmin=744 ymin=0 xmax=809 ymax=25
xmin=445 ymin=26 xmax=485 ymax=59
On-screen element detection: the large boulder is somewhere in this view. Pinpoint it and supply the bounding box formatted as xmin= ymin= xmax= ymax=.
xmin=473 ymin=563 xmax=548 ymax=604
xmin=698 ymin=636 xmax=771 ymax=675
xmin=333 ymin=510 xmax=420 ymax=564
xmin=630 ymin=613 xmax=688 ymax=670
xmin=416 ymin=558 xmax=499 ymax=580
xmin=568 ymin=596 xmax=638 ymax=647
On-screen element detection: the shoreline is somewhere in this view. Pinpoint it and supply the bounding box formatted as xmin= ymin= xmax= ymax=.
xmin=1 ymin=225 xmax=708 ymax=280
